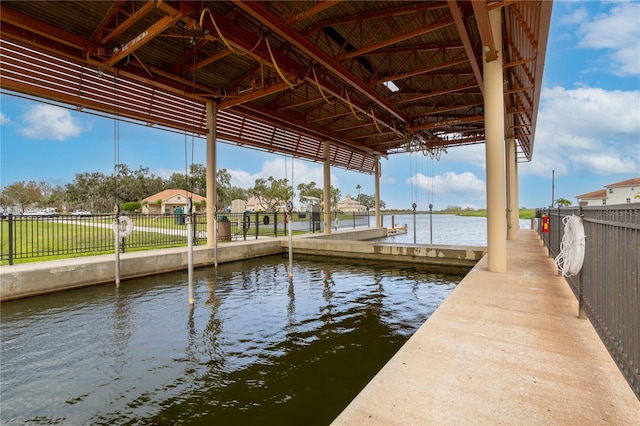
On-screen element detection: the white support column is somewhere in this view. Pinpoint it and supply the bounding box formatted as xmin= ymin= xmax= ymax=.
xmin=206 ymin=102 xmax=217 ymax=247
xmin=374 ymin=158 xmax=381 ymax=227
xmin=323 ymin=141 xmax=331 ymax=234
xmin=484 ymin=8 xmax=507 ymax=272
xmin=514 ymin=159 xmax=520 ymax=230
xmin=506 ymin=137 xmax=518 ymax=240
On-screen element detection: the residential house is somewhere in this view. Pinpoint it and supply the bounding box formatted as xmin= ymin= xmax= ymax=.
xmin=336 ymin=194 xmax=366 ymax=213
xmin=141 ymin=189 xmax=206 ymax=214
xmin=575 ymin=189 xmax=607 ymax=207
xmin=244 ymin=196 xmax=289 ymax=212
xmin=576 ymin=178 xmax=640 ymax=206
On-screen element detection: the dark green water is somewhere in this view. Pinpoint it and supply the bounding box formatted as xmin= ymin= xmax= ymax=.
xmin=1 ymin=255 xmax=464 ymax=425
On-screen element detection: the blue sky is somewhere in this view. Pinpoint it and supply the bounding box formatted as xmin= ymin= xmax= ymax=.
xmin=1 ymin=1 xmax=638 ymax=210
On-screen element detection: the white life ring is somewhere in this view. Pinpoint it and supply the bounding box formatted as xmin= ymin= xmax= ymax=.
xmin=113 ymin=215 xmax=134 ymax=238
xmin=554 ymin=215 xmax=585 ymax=277
xmin=334 ymin=216 xmax=340 ymax=230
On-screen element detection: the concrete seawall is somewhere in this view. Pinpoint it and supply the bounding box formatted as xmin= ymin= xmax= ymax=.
xmin=289 ymin=239 xmax=484 ymax=268
xmin=1 ymin=227 xmax=485 ymax=301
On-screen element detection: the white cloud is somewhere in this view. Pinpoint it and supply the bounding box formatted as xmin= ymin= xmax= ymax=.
xmin=18 ymin=104 xmax=83 ymax=141
xmin=408 ymin=171 xmax=485 ymax=201
xmin=444 ymin=143 xmax=486 ymax=169
xmin=568 ymin=152 xmax=637 ymax=175
xmin=577 ymin=2 xmax=640 ymax=76
xmin=561 ymin=6 xmax=588 ymax=26
xmin=0 ymin=112 xmax=9 ymax=125
xmin=525 ymin=86 xmax=640 ymax=177
xmin=229 ymin=157 xmax=337 ymax=190
xmin=152 ymin=168 xmax=182 ymax=180
xmin=228 ymin=168 xmax=255 ymax=189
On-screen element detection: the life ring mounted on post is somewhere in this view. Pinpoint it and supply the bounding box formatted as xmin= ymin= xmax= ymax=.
xmin=554 ymin=214 xmax=585 ymax=277
xmin=113 ymin=215 xmax=134 ymax=238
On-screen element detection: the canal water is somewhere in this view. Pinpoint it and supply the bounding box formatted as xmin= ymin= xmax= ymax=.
xmin=1 ymin=254 xmax=465 ymax=425
xmin=380 ymin=213 xmax=532 ymax=246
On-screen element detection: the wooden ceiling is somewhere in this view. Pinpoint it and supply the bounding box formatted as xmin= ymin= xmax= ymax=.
xmin=0 ymin=1 xmax=552 ymax=174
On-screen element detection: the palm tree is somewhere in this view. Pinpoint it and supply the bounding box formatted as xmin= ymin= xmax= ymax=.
xmin=355 ymin=184 xmax=361 ymax=201
xmin=555 ymin=197 xmax=572 ymax=207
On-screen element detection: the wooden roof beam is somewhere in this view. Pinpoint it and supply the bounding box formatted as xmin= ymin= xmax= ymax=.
xmin=336 ymin=19 xmax=454 ymax=62
xmin=108 ymin=2 xmax=185 ymax=67
xmin=231 ymin=0 xmax=407 ymax=123
xmin=415 ymin=102 xmax=484 ymax=117
xmin=447 ymin=0 xmax=484 ymax=96
xmin=306 ymin=111 xmax=352 ymax=123
xmin=93 ymin=1 xmax=156 ymax=45
xmin=187 ymin=50 xmax=232 ymax=74
xmin=286 ymin=1 xmax=342 ymax=25
xmin=308 ymin=2 xmax=448 ymax=30
xmin=471 ymin=1 xmax=498 ymax=62
xmin=219 ymin=82 xmax=294 ymax=110
xmin=372 ymin=57 xmax=468 ymax=85
xmin=0 ymin=4 xmax=100 ymax=55
xmin=412 ymin=114 xmax=484 ymax=132
xmin=397 ymin=82 xmax=478 ymax=104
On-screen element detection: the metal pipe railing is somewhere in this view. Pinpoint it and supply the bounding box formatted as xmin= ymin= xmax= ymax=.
xmin=1 ymin=210 xmax=373 ymax=264
xmin=535 ymin=205 xmax=639 ymax=399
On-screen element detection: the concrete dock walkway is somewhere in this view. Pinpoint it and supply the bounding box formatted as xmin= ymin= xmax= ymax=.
xmin=333 ymin=230 xmax=639 ymax=424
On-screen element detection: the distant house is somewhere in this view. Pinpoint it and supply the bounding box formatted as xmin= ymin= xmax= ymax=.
xmin=576 ymin=178 xmax=640 ymax=206
xmin=244 ymin=196 xmax=271 ymax=212
xmin=575 ymin=189 xmax=608 ymax=206
xmin=244 ymin=196 xmax=293 ymax=212
xmin=140 ymin=189 xmax=206 ymax=214
xmin=336 ymin=194 xmax=366 ymax=213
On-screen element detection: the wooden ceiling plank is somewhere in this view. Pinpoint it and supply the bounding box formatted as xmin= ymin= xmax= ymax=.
xmin=0 ymin=5 xmax=100 ymax=54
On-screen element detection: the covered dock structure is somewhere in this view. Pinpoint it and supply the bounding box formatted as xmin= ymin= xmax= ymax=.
xmin=1 ymin=0 xmax=552 ymax=272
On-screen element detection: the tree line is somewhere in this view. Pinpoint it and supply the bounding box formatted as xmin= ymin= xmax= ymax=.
xmin=1 ymin=163 xmax=384 ymax=213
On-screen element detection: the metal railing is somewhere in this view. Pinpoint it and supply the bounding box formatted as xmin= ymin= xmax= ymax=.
xmin=1 ymin=211 xmax=372 ymax=265
xmin=535 ymin=205 xmax=639 ymax=399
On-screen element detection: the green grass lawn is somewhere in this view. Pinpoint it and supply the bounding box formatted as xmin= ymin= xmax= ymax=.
xmin=1 ymin=217 xmax=191 ymax=265
xmin=1 ymin=214 xmax=313 ymax=265
xmin=456 ymin=208 xmax=535 ymax=219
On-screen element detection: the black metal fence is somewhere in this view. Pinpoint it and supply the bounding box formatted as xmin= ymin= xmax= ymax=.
xmin=535 ymin=205 xmax=639 ymax=399
xmin=1 ymin=211 xmax=372 ymax=265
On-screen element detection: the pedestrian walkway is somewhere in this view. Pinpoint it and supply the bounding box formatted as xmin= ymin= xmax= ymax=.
xmin=333 ymin=230 xmax=639 ymax=425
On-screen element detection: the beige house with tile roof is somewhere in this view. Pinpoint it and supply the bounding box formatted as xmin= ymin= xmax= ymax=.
xmin=576 ymin=178 xmax=640 ymax=206
xmin=336 ymin=194 xmax=366 ymax=213
xmin=141 ymin=189 xmax=206 ymax=214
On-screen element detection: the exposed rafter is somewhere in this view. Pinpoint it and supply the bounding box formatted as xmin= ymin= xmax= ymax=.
xmin=231 ymin=0 xmax=407 ymax=123
xmin=471 ymin=0 xmax=498 ymax=62
xmin=0 ymin=0 xmax=552 ymax=166
xmin=447 ymin=0 xmax=484 ymax=96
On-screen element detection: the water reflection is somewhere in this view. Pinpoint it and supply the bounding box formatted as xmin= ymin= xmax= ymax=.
xmin=1 ymin=255 xmax=464 ymax=425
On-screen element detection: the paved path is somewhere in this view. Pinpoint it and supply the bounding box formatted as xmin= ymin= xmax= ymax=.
xmin=333 ymin=230 xmax=639 ymax=425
